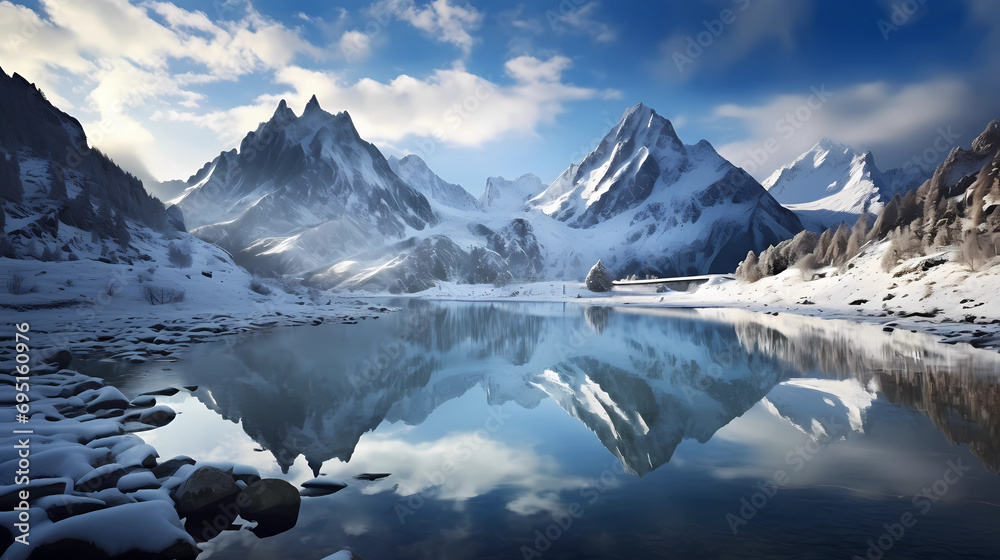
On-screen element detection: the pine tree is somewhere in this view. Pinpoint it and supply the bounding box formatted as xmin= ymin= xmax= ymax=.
xmin=585 ymin=260 xmax=614 ymax=292
xmin=846 ymin=213 xmax=869 ymax=259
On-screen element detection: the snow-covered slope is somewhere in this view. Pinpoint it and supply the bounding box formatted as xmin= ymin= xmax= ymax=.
xmin=387 ymin=154 xmax=480 ymax=211
xmin=0 ymin=66 xmax=272 ymax=325
xmin=527 ymin=103 xmax=804 ymax=278
xmin=762 ymin=139 xmax=928 ymax=231
xmin=171 ymin=97 xmax=436 ymax=274
xmin=478 ymin=174 xmax=545 ymax=212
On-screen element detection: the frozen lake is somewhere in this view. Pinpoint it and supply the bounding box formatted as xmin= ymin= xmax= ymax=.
xmin=83 ymin=301 xmax=1000 ymax=559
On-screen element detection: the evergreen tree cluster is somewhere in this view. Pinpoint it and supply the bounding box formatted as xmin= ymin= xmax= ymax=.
xmin=736 ymin=128 xmax=1000 ymax=282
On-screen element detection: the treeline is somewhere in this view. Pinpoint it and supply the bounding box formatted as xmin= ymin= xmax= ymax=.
xmin=736 ymin=130 xmax=1000 ymax=281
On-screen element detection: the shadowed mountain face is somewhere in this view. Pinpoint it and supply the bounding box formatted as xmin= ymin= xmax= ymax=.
xmin=142 ymin=303 xmax=1000 ymax=477
xmin=0 ymin=67 xmax=180 ymax=245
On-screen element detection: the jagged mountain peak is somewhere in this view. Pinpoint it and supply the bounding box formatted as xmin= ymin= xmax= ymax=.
xmin=305 ymin=94 xmax=321 ymax=112
xmin=812 ymin=137 xmax=850 ymax=152
xmin=972 ymin=119 xmax=1000 ymax=154
xmin=526 ymin=102 xmax=801 ymax=277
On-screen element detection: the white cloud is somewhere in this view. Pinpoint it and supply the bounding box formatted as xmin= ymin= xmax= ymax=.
xmin=338 ymin=30 xmax=372 ymax=61
xmin=504 ymin=55 xmax=572 ymax=83
xmin=0 ymin=0 xmax=324 ymax=182
xmin=317 ymin=432 xmax=589 ymax=515
xmin=379 ymin=0 xmax=483 ymax=54
xmin=712 ymin=79 xmax=975 ymax=179
xmin=161 ymin=56 xmax=620 ymax=149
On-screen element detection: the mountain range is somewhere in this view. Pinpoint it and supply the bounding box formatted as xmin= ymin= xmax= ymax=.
xmin=167 ymin=100 xmax=803 ymax=290
xmin=2 ymin=64 xmax=971 ymax=292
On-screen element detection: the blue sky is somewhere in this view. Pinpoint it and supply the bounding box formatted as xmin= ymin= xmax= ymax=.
xmin=2 ymin=0 xmax=998 ymax=195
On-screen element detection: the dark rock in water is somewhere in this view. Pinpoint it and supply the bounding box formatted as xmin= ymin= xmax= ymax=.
xmin=128 ymin=395 xmax=157 ymax=408
xmin=354 ymin=473 xmax=391 ymax=481
xmin=172 ymin=466 xmax=240 ymax=517
xmin=238 ymin=478 xmax=301 ymax=537
xmin=132 ymin=405 xmax=176 ymax=428
xmin=185 ymin=508 xmax=240 ymax=543
xmin=75 ymin=464 xmax=127 ymax=492
xmin=42 ymin=349 xmax=72 ymax=370
xmin=299 ymin=477 xmax=348 ymax=497
xmin=141 ymin=387 xmax=180 ymax=397
xmin=151 ymin=456 xmax=197 ymax=479
xmin=182 ymin=385 xmax=198 ymax=392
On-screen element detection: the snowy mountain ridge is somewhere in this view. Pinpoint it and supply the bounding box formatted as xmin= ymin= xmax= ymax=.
xmin=526 ymin=102 xmax=804 ymax=277
xmin=762 ymin=138 xmax=929 ymax=231
xmin=170 ymin=96 xmax=437 ymax=274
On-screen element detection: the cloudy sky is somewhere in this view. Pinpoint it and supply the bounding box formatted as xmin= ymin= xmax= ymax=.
xmin=2 ymin=0 xmax=998 ymax=195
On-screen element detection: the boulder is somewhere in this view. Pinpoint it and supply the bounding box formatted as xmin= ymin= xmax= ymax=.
xmin=238 ymin=478 xmax=301 ymax=537
xmin=151 ymin=456 xmax=197 ymax=479
xmin=172 ymin=466 xmax=240 ymax=517
xmin=42 ymin=349 xmax=72 ymax=370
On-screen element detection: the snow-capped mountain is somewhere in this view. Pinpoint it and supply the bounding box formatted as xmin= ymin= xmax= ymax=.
xmin=169 ymin=101 xmax=806 ymax=288
xmin=762 ymin=139 xmax=929 ymax=231
xmin=478 ymin=173 xmax=545 ymax=212
xmin=528 ymin=103 xmax=803 ymax=277
xmin=387 ymin=154 xmax=480 ymax=212
xmin=171 ymin=97 xmax=436 ymax=274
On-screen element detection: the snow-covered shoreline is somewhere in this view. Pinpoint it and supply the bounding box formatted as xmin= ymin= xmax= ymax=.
xmin=0 ymin=257 xmax=388 ymax=364
xmin=369 ymin=243 xmax=1000 ymax=354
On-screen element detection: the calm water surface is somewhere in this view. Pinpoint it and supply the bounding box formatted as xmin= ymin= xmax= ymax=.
xmin=84 ymin=301 xmax=1000 ymax=559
